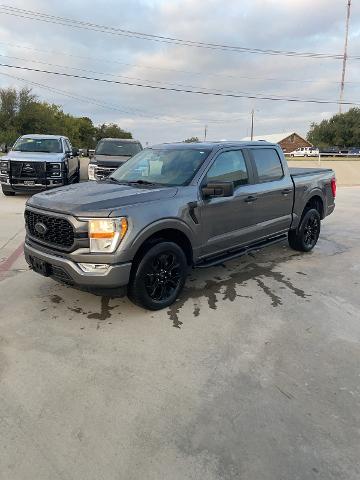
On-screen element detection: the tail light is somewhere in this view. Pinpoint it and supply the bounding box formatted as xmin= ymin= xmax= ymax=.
xmin=331 ymin=178 xmax=337 ymax=198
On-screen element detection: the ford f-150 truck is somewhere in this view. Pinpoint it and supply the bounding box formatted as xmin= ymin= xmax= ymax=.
xmin=88 ymin=138 xmax=142 ymax=180
xmin=0 ymin=134 xmax=80 ymax=196
xmin=24 ymin=141 xmax=336 ymax=310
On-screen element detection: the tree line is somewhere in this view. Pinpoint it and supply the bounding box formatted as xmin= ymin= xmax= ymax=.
xmin=2 ymin=87 xmax=359 ymax=150
xmin=0 ymin=87 xmax=132 ymax=148
xmin=307 ymin=108 xmax=360 ymax=148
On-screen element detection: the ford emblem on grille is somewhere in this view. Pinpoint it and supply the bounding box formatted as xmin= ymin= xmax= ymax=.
xmin=34 ymin=222 xmax=48 ymax=235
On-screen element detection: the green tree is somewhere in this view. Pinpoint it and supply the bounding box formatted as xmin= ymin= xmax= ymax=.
xmin=0 ymin=87 xmax=19 ymax=144
xmin=307 ymin=108 xmax=360 ymax=148
xmin=77 ymin=117 xmax=96 ymax=147
xmin=95 ymin=123 xmax=132 ymax=141
xmin=183 ymin=136 xmax=199 ymax=143
xmin=0 ymin=87 xmax=133 ymax=149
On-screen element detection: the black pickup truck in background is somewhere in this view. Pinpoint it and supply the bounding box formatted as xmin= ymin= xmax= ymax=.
xmin=24 ymin=141 xmax=336 ymax=310
xmin=88 ymin=138 xmax=142 ymax=180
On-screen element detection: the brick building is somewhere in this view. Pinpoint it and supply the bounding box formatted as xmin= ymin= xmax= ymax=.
xmin=242 ymin=132 xmax=313 ymax=153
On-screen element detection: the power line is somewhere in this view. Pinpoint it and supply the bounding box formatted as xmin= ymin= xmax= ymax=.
xmin=0 ymin=70 xmax=250 ymax=125
xmin=1 ymin=4 xmax=359 ymax=61
xmin=1 ymin=42 xmax=358 ymax=87
xmin=0 ymin=62 xmax=358 ymax=106
xmin=0 ymin=53 xmax=341 ymax=102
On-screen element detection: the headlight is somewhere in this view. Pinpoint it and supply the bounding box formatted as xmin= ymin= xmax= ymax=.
xmin=47 ymin=163 xmax=62 ymax=177
xmin=88 ymin=163 xmax=96 ymax=181
xmin=0 ymin=160 xmax=9 ymax=175
xmin=88 ymin=217 xmax=128 ymax=253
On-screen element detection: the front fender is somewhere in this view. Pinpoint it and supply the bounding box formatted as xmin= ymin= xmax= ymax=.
xmin=130 ymin=218 xmax=196 ymax=253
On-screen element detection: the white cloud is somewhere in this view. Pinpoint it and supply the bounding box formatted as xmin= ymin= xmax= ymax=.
xmin=0 ymin=0 xmax=359 ymax=144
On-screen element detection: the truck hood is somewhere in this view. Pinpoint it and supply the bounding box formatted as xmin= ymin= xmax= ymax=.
xmin=93 ymin=154 xmax=131 ymax=166
xmin=27 ymin=180 xmax=178 ymax=217
xmin=5 ymin=151 xmax=64 ymax=162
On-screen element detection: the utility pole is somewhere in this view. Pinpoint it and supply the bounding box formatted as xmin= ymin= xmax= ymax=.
xmin=250 ymin=109 xmax=254 ymax=140
xmin=204 ymin=125 xmax=207 ymax=141
xmin=339 ymin=0 xmax=351 ymax=114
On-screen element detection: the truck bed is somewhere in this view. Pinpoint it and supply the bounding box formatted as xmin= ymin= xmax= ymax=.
xmin=289 ymin=167 xmax=336 ymax=227
xmin=289 ymin=167 xmax=333 ymax=177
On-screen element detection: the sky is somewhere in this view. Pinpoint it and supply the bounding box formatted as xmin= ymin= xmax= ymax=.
xmin=0 ymin=0 xmax=359 ymax=145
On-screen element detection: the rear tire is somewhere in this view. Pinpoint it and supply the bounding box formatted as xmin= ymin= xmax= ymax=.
xmin=128 ymin=241 xmax=187 ymax=310
xmin=288 ymin=208 xmax=321 ymax=252
xmin=1 ymin=186 xmax=15 ymax=196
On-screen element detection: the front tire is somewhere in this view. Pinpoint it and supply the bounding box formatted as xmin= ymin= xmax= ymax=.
xmin=288 ymin=208 xmax=321 ymax=252
xmin=1 ymin=186 xmax=15 ymax=196
xmin=128 ymin=241 xmax=187 ymax=310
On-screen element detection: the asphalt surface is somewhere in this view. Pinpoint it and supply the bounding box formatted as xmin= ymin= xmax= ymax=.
xmin=0 ymin=184 xmax=359 ymax=480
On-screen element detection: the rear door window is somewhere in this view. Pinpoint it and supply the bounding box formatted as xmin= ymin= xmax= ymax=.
xmin=252 ymin=148 xmax=284 ymax=182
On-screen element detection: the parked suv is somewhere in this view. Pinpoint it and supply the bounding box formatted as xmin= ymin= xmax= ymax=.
xmin=88 ymin=138 xmax=142 ymax=180
xmin=24 ymin=141 xmax=336 ymax=310
xmin=0 ymin=134 xmax=80 ymax=196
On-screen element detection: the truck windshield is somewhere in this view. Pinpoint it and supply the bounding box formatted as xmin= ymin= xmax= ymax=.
xmin=110 ymin=148 xmax=211 ymax=186
xmin=12 ymin=138 xmax=63 ymax=153
xmin=95 ymin=140 xmax=141 ymax=156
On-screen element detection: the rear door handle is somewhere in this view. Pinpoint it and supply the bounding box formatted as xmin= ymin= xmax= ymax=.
xmin=244 ymin=195 xmax=258 ymax=203
xmin=281 ymin=189 xmax=292 ymax=195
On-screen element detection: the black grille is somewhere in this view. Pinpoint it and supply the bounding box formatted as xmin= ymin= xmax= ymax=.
xmin=25 ymin=210 xmax=74 ymax=249
xmin=50 ymin=265 xmax=74 ymax=284
xmin=11 ymin=161 xmax=46 ymax=179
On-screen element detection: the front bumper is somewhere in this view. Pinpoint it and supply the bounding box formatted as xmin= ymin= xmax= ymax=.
xmin=1 ymin=178 xmax=65 ymax=192
xmin=24 ymin=241 xmax=132 ymax=288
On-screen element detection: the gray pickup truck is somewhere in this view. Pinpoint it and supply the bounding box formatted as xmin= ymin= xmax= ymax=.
xmin=0 ymin=134 xmax=80 ymax=196
xmin=24 ymin=141 xmax=336 ymax=310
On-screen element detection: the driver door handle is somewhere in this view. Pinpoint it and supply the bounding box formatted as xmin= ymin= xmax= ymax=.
xmin=281 ymin=188 xmax=292 ymax=195
xmin=244 ymin=195 xmax=258 ymax=203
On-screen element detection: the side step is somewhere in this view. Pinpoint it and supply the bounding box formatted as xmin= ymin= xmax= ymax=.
xmin=195 ymin=234 xmax=288 ymax=269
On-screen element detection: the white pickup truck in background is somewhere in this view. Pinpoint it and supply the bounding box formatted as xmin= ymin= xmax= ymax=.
xmin=289 ymin=146 xmax=320 ymax=157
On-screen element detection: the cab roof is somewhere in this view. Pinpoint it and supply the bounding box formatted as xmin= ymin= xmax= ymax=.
xmin=150 ymin=140 xmax=278 ymax=150
xmin=99 ymin=138 xmax=141 ymax=143
xmin=20 ymin=134 xmax=67 ymax=140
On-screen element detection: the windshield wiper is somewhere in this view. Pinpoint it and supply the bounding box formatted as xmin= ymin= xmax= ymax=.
xmin=127 ymin=179 xmax=161 ymax=186
xmin=105 ymin=177 xmax=128 ymax=185
xmin=106 ymin=178 xmax=163 ymax=187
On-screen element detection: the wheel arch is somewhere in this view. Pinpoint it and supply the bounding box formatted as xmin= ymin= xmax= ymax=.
xmin=303 ymin=194 xmax=325 ymax=219
xmin=130 ymin=221 xmax=195 ymax=269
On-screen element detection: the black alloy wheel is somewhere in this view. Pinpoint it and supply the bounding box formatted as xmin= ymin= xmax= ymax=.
xmin=128 ymin=241 xmax=187 ymax=310
xmin=144 ymin=252 xmax=181 ymax=302
xmin=303 ymin=212 xmax=320 ymax=249
xmin=288 ymin=208 xmax=321 ymax=252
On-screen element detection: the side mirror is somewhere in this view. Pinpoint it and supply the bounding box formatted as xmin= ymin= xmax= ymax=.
xmin=72 ymin=148 xmax=79 ymax=157
xmin=202 ymin=181 xmax=234 ymax=198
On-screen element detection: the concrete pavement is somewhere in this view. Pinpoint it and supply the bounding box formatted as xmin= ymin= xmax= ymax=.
xmin=0 ymin=187 xmax=359 ymax=480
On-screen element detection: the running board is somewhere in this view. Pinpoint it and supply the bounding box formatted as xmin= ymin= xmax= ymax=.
xmin=195 ymin=234 xmax=288 ymax=269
